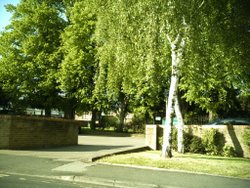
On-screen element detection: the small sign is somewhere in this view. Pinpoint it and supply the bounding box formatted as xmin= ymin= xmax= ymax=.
xmin=155 ymin=116 xmax=161 ymax=121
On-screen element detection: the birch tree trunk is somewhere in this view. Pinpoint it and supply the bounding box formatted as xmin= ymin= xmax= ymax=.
xmin=174 ymin=95 xmax=184 ymax=153
xmin=161 ymin=35 xmax=179 ymax=158
xmin=162 ymin=34 xmax=185 ymax=158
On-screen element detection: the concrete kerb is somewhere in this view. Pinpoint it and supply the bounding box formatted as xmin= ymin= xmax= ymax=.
xmin=90 ymin=146 xmax=150 ymax=162
xmin=60 ymin=175 xmax=159 ymax=188
xmin=2 ymin=171 xmax=156 ymax=188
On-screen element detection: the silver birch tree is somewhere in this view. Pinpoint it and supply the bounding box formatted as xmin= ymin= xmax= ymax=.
xmin=161 ymin=34 xmax=185 ymax=157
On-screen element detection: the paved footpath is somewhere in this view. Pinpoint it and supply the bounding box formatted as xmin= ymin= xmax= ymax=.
xmin=0 ymin=135 xmax=146 ymax=162
xmin=0 ymin=135 xmax=250 ymax=188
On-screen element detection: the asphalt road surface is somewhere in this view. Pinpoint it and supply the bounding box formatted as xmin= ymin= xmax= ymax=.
xmin=0 ymin=135 xmax=249 ymax=188
xmin=0 ymin=173 xmax=112 ymax=188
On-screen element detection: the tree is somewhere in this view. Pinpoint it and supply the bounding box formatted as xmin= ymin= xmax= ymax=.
xmin=0 ymin=0 xmax=66 ymax=115
xmin=162 ymin=0 xmax=250 ymax=157
xmin=94 ymin=0 xmax=170 ymax=132
xmin=180 ymin=0 xmax=250 ymax=119
xmin=58 ymin=0 xmax=98 ymax=123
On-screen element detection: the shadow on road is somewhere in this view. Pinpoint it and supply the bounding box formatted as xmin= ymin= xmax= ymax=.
xmin=28 ymin=144 xmax=133 ymax=152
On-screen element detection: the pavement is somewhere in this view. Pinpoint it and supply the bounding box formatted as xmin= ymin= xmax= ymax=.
xmin=1 ymin=134 xmax=250 ymax=188
xmin=0 ymin=134 xmax=146 ymax=162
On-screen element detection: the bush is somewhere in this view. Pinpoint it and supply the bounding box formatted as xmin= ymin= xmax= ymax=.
xmin=157 ymin=128 xmax=178 ymax=151
xmin=171 ymin=128 xmax=178 ymax=151
xmin=100 ymin=116 xmax=119 ymax=129
xmin=129 ymin=114 xmax=145 ymax=133
xmin=223 ymin=145 xmax=236 ymax=157
xmin=159 ymin=128 xmax=204 ymax=153
xmin=242 ymin=129 xmax=250 ymax=148
xmin=202 ymin=129 xmax=225 ymax=155
xmin=159 ymin=128 xmax=227 ymax=156
xmin=183 ymin=132 xmax=193 ymax=152
xmin=189 ymin=136 xmax=205 ymax=153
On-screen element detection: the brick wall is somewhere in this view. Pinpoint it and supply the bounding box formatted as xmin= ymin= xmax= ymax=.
xmin=0 ymin=115 xmax=80 ymax=149
xmin=145 ymin=124 xmax=250 ymax=158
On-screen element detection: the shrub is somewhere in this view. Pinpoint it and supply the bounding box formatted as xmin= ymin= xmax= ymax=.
xmin=189 ymin=136 xmax=205 ymax=153
xmin=202 ymin=129 xmax=225 ymax=155
xmin=159 ymin=128 xmax=205 ymax=153
xmin=168 ymin=128 xmax=193 ymax=152
xmin=223 ymin=145 xmax=236 ymax=157
xmin=129 ymin=114 xmax=145 ymax=133
xmin=157 ymin=128 xmax=176 ymax=151
xmin=158 ymin=136 xmax=163 ymax=150
xmin=100 ymin=116 xmax=119 ymax=129
xmin=171 ymin=128 xmax=178 ymax=151
xmin=183 ymin=132 xmax=193 ymax=152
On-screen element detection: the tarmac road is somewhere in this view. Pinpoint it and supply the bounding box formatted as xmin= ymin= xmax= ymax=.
xmin=0 ymin=135 xmax=249 ymax=188
xmin=0 ymin=173 xmax=112 ymax=188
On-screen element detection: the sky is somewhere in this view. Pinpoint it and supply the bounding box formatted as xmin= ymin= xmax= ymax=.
xmin=0 ymin=0 xmax=20 ymax=31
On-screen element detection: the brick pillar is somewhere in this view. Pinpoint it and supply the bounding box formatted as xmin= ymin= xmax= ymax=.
xmin=145 ymin=125 xmax=158 ymax=150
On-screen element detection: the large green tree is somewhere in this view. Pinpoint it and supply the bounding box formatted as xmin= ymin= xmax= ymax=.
xmin=0 ymin=0 xmax=66 ymax=115
xmin=180 ymin=0 xmax=250 ymax=119
xmin=94 ymin=0 xmax=170 ymax=132
xmin=162 ymin=0 xmax=250 ymax=157
xmin=58 ymin=0 xmax=98 ymax=123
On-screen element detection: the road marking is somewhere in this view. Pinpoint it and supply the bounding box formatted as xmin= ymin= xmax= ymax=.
xmin=19 ymin=177 xmax=26 ymax=181
xmin=0 ymin=174 xmax=9 ymax=178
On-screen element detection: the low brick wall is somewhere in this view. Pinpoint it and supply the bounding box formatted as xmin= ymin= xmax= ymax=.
xmin=0 ymin=115 xmax=80 ymax=149
xmin=145 ymin=124 xmax=250 ymax=158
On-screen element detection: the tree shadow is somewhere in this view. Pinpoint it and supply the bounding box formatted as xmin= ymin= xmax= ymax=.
xmin=23 ymin=144 xmax=133 ymax=152
xmin=227 ymin=125 xmax=244 ymax=157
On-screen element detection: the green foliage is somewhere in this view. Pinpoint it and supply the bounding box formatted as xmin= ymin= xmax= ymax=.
xmin=0 ymin=0 xmax=249 ymax=122
xmin=180 ymin=0 xmax=250 ymax=116
xmin=128 ymin=114 xmax=145 ymax=133
xmin=223 ymin=145 xmax=236 ymax=157
xmin=94 ymin=0 xmax=170 ymax=130
xmin=166 ymin=128 xmax=202 ymax=153
xmin=58 ymin=0 xmax=97 ymax=112
xmin=189 ymin=136 xmax=205 ymax=154
xmin=202 ymin=129 xmax=225 ymax=155
xmin=181 ymin=132 xmax=191 ymax=153
xmin=242 ymin=129 xmax=250 ymax=148
xmin=100 ymin=116 xmax=119 ymax=130
xmin=171 ymin=128 xmax=178 ymax=151
xmin=0 ymin=0 xmax=66 ymax=113
xmin=160 ymin=128 xmax=227 ymax=155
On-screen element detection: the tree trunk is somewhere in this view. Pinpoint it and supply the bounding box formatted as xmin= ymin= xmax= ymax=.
xmin=117 ymin=92 xmax=127 ymax=132
xmin=117 ymin=101 xmax=126 ymax=132
xmin=161 ymin=68 xmax=178 ymax=158
xmin=62 ymin=97 xmax=76 ymax=119
xmin=45 ymin=108 xmax=51 ymax=117
xmin=162 ymin=34 xmax=185 ymax=158
xmin=64 ymin=104 xmax=75 ymax=119
xmin=174 ymin=95 xmax=184 ymax=153
xmin=162 ymin=40 xmax=179 ymax=158
xmin=90 ymin=108 xmax=98 ymax=130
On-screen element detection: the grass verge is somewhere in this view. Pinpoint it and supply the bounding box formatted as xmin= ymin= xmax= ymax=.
xmin=98 ymin=150 xmax=250 ymax=179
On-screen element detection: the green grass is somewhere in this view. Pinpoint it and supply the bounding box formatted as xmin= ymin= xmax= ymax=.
xmin=98 ymin=151 xmax=250 ymax=179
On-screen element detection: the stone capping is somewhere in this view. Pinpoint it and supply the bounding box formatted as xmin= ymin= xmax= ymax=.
xmin=0 ymin=114 xmax=82 ymax=123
